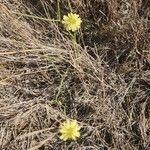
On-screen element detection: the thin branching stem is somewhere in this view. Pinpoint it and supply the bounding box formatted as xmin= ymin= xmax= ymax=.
xmin=68 ymin=0 xmax=72 ymax=12
xmin=57 ymin=0 xmax=61 ymax=21
xmin=13 ymin=12 xmax=60 ymax=22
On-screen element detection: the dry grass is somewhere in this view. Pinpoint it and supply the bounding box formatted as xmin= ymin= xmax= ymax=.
xmin=0 ymin=0 xmax=150 ymax=150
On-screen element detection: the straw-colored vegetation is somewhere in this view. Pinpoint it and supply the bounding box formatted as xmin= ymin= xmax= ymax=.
xmin=0 ymin=0 xmax=149 ymax=149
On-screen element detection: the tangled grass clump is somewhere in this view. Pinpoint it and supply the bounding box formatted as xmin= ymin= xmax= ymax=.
xmin=0 ymin=0 xmax=149 ymax=150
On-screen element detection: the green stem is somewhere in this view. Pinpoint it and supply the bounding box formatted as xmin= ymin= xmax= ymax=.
xmin=57 ymin=0 xmax=61 ymax=21
xmin=71 ymin=32 xmax=79 ymax=58
xmin=13 ymin=12 xmax=60 ymax=22
xmin=73 ymin=32 xmax=77 ymax=42
xmin=67 ymin=0 xmax=72 ymax=12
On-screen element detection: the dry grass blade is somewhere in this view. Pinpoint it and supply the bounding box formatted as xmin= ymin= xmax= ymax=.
xmin=16 ymin=127 xmax=55 ymax=140
xmin=0 ymin=0 xmax=149 ymax=149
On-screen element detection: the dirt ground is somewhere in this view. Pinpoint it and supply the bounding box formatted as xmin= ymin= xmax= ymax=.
xmin=0 ymin=0 xmax=150 ymax=150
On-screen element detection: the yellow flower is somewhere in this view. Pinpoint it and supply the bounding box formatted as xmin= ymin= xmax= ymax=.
xmin=62 ymin=13 xmax=82 ymax=32
xmin=59 ymin=119 xmax=81 ymax=141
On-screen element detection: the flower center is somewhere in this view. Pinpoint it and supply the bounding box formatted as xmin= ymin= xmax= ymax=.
xmin=69 ymin=17 xmax=76 ymax=25
xmin=67 ymin=127 xmax=74 ymax=137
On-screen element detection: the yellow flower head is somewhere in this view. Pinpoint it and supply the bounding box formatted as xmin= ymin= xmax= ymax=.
xmin=62 ymin=13 xmax=82 ymax=32
xmin=59 ymin=119 xmax=81 ymax=141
